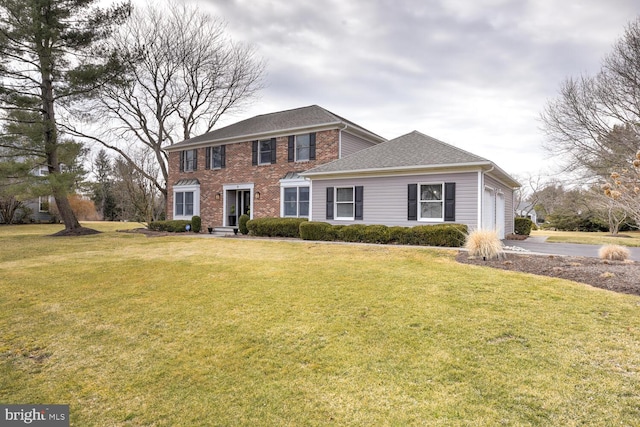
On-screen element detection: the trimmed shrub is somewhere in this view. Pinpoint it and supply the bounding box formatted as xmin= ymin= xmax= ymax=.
xmin=246 ymin=217 xmax=308 ymax=237
xmin=598 ymin=244 xmax=630 ymax=261
xmin=148 ymin=220 xmax=192 ymax=232
xmin=514 ymin=217 xmax=534 ymax=236
xmin=406 ymin=224 xmax=468 ymax=247
xmin=338 ymin=224 xmax=367 ymax=242
xmin=191 ymin=216 xmax=201 ymax=233
xmin=300 ymin=222 xmax=337 ymax=241
xmin=388 ymin=226 xmax=410 ymax=244
xmin=465 ymin=229 xmax=504 ymax=259
xmin=239 ymin=214 xmax=250 ymax=235
xmin=360 ymin=224 xmax=390 ymax=244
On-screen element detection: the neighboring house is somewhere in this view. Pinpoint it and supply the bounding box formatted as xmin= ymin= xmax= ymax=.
xmin=516 ymin=202 xmax=538 ymax=224
xmin=165 ymin=105 xmax=386 ymax=228
xmin=166 ymin=106 xmax=521 ymax=237
xmin=23 ymin=166 xmax=54 ymax=223
xmin=301 ymin=131 xmax=520 ymax=238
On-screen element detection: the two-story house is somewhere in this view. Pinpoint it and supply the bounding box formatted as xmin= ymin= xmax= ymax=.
xmin=167 ymin=105 xmax=521 ymax=237
xmin=165 ymin=105 xmax=386 ymax=229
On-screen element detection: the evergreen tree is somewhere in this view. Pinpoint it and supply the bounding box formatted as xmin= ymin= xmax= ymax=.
xmin=0 ymin=0 xmax=131 ymax=233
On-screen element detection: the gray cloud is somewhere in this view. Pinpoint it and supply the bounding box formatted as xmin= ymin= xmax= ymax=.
xmin=195 ymin=0 xmax=640 ymax=176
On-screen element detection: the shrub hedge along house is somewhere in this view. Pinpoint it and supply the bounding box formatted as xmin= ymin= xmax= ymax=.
xmin=166 ymin=105 xmax=521 ymax=237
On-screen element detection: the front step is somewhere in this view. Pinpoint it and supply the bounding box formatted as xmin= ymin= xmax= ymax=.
xmin=207 ymin=226 xmax=239 ymax=236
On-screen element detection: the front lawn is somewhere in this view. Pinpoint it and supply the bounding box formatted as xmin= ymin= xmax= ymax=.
xmin=533 ymin=229 xmax=640 ymax=246
xmin=1 ymin=225 xmax=639 ymax=426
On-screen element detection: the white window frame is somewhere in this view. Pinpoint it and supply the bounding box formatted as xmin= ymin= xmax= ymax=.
xmin=210 ymin=146 xmax=223 ymax=169
xmin=173 ymin=183 xmax=200 ymax=220
xmin=335 ymin=186 xmax=355 ymax=221
xmin=38 ymin=196 xmax=50 ymax=212
xmin=279 ymin=176 xmax=311 ymax=218
xmin=418 ymin=182 xmax=444 ymax=222
xmin=258 ymin=140 xmax=272 ymax=165
xmin=281 ymin=186 xmax=310 ymax=218
xmin=295 ymin=134 xmax=311 ymax=162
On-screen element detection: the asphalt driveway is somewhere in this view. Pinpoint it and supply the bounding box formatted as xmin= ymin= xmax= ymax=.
xmin=504 ymin=236 xmax=640 ymax=261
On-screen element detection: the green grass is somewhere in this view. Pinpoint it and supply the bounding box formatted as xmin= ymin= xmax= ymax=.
xmin=533 ymin=229 xmax=640 ymax=246
xmin=1 ymin=225 xmax=640 ymax=426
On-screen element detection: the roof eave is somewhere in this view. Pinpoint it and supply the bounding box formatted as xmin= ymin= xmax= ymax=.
xmin=301 ymin=161 xmax=494 ymax=179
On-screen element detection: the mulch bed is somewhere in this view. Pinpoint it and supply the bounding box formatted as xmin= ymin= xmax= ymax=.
xmin=456 ymin=251 xmax=640 ymax=297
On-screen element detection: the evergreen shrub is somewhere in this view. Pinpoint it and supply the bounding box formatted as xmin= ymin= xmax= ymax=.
xmin=191 ymin=216 xmax=201 ymax=233
xmin=514 ymin=217 xmax=534 ymax=235
xmin=148 ymin=220 xmax=192 ymax=232
xmin=246 ymin=217 xmax=308 ymax=237
xmin=239 ymin=214 xmax=250 ymax=235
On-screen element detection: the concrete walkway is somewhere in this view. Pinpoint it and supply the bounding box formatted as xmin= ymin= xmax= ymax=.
xmin=504 ymin=236 xmax=640 ymax=261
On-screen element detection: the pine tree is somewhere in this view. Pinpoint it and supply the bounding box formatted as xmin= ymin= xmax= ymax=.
xmin=0 ymin=0 xmax=131 ymax=233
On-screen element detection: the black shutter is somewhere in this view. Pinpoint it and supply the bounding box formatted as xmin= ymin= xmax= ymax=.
xmin=408 ymin=184 xmax=418 ymax=221
xmin=205 ymin=147 xmax=211 ymax=170
xmin=355 ymin=186 xmax=363 ymax=220
xmin=309 ymin=133 xmax=316 ymax=160
xmin=179 ymin=151 xmax=185 ymax=172
xmin=288 ymin=136 xmax=295 ymax=162
xmin=252 ymin=141 xmax=258 ymax=165
xmin=193 ymin=149 xmax=198 ymax=171
xmin=220 ymin=145 xmax=226 ymax=168
xmin=326 ymin=187 xmax=334 ymax=220
xmin=444 ymin=182 xmax=456 ymax=222
xmin=270 ymin=138 xmax=277 ymax=164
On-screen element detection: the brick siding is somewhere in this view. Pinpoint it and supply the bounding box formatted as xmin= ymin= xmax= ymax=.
xmin=167 ymin=129 xmax=340 ymax=228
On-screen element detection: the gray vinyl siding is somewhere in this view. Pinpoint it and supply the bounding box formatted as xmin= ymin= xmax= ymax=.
xmin=311 ymin=172 xmax=479 ymax=228
xmin=340 ymin=131 xmax=377 ymax=158
xmin=484 ymin=174 xmax=516 ymax=235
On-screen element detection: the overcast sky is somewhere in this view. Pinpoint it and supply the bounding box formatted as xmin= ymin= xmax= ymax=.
xmin=190 ymin=0 xmax=640 ymax=180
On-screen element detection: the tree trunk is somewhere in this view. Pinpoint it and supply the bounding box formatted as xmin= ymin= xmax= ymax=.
xmin=39 ymin=30 xmax=81 ymax=231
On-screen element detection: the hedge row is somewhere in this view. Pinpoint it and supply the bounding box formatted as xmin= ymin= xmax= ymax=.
xmin=299 ymin=222 xmax=468 ymax=247
xmin=246 ymin=217 xmax=308 ymax=238
xmin=148 ymin=219 xmax=193 ymax=232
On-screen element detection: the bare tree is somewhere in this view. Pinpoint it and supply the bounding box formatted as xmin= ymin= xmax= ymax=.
xmin=603 ymin=151 xmax=640 ymax=227
xmin=71 ymin=2 xmax=265 ymax=199
xmin=541 ymin=17 xmax=640 ymax=181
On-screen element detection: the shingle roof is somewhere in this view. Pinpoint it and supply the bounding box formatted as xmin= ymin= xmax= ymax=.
xmin=303 ymin=131 xmax=490 ymax=174
xmin=303 ymin=130 xmax=520 ymax=187
xmin=167 ymin=105 xmax=385 ymax=150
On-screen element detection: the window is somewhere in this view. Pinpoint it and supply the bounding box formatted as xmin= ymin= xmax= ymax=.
xmin=259 ymin=140 xmax=272 ymax=164
xmin=419 ymin=183 xmax=443 ymax=221
xmin=39 ymin=196 xmax=50 ymax=212
xmin=175 ymin=191 xmax=194 ymax=216
xmin=295 ymin=134 xmax=310 ymax=161
xmin=288 ymin=133 xmax=316 ymax=163
xmin=207 ymin=145 xmax=225 ymax=169
xmin=283 ymin=187 xmax=309 ymax=217
xmin=180 ymin=149 xmax=197 ymax=172
xmin=336 ymin=187 xmax=354 ymax=219
xmin=173 ymin=180 xmax=200 ymax=219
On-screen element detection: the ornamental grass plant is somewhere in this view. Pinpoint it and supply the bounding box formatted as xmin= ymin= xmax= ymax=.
xmin=599 ymin=244 xmax=631 ymax=261
xmin=465 ymin=229 xmax=505 ymax=260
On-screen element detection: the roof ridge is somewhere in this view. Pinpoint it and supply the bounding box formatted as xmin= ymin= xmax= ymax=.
xmin=403 ymin=130 xmax=489 ymax=162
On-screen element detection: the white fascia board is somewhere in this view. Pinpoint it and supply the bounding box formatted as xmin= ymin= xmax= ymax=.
xmin=300 ymin=162 xmax=492 ymax=180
